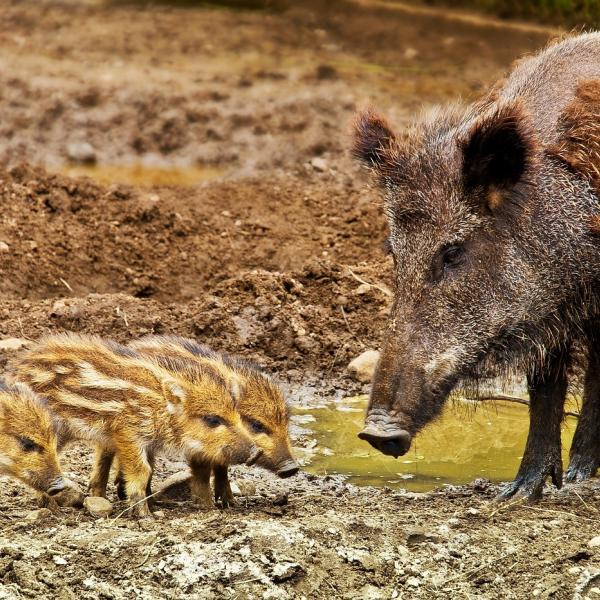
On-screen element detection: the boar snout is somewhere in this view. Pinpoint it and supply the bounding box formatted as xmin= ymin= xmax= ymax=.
xmin=276 ymin=459 xmax=299 ymax=478
xmin=358 ymin=425 xmax=412 ymax=458
xmin=46 ymin=475 xmax=67 ymax=496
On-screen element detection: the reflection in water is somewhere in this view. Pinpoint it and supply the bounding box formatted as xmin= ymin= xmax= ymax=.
xmin=58 ymin=164 xmax=224 ymax=187
xmin=295 ymin=394 xmax=578 ymax=492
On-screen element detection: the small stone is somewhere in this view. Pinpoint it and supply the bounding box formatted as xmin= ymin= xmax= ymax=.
xmin=271 ymin=562 xmax=303 ymax=582
xmin=404 ymin=47 xmax=419 ymax=60
xmin=53 ymin=556 xmax=67 ymax=566
xmin=0 ymin=337 xmax=28 ymax=352
xmin=221 ymin=210 xmax=232 ymax=217
xmin=355 ymin=284 xmax=371 ymax=295
xmin=24 ymin=508 xmax=52 ymax=523
xmin=310 ymin=157 xmax=328 ymax=172
xmin=66 ymin=141 xmax=97 ymax=164
xmin=466 ymin=508 xmax=479 ymax=516
xmin=589 ymin=536 xmax=600 ymax=548
xmin=237 ymin=481 xmax=256 ymax=497
xmin=272 ymin=493 xmax=288 ymax=507
xmin=153 ymin=510 xmax=165 ymax=518
xmin=347 ymin=350 xmax=381 ymax=383
xmin=406 ymin=576 xmax=420 ymax=588
xmin=0 ymin=242 xmax=9 ymax=252
xmin=83 ymin=496 xmax=113 ymax=518
xmin=405 ymin=528 xmax=438 ymax=547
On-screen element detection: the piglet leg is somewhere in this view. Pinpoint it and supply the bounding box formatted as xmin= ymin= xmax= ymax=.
xmin=189 ymin=458 xmax=215 ymax=509
xmin=115 ymin=438 xmax=153 ymax=518
xmin=88 ymin=447 xmax=115 ymax=498
xmin=213 ymin=466 xmax=236 ymax=508
xmin=499 ymin=345 xmax=569 ymax=501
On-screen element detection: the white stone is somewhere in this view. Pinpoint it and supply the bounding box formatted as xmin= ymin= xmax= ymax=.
xmin=83 ymin=496 xmax=113 ymax=518
xmin=589 ymin=536 xmax=600 ymax=548
xmin=347 ymin=350 xmax=381 ymax=383
xmin=0 ymin=337 xmax=28 ymax=352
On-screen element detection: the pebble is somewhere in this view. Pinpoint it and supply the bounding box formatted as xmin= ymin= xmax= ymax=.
xmin=0 ymin=337 xmax=28 ymax=352
xmin=66 ymin=141 xmax=97 ymax=164
xmin=24 ymin=508 xmax=52 ymax=523
xmin=347 ymin=350 xmax=381 ymax=383
xmin=0 ymin=242 xmax=9 ymax=252
xmin=83 ymin=496 xmax=113 ymax=518
xmin=310 ymin=157 xmax=328 ymax=172
xmin=589 ymin=536 xmax=600 ymax=548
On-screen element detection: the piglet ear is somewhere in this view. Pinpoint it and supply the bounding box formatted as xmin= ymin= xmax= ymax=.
xmin=462 ymin=102 xmax=536 ymax=195
xmin=162 ymin=378 xmax=186 ymax=415
xmin=352 ymin=109 xmax=398 ymax=170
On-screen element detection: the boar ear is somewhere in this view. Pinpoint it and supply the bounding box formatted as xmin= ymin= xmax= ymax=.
xmin=162 ymin=378 xmax=186 ymax=415
xmin=462 ymin=103 xmax=536 ymax=208
xmin=352 ymin=109 xmax=399 ymax=170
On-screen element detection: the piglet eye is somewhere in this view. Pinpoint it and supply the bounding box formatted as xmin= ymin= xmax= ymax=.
xmin=248 ymin=419 xmax=269 ymax=434
xmin=203 ymin=415 xmax=222 ymax=428
xmin=18 ymin=437 xmax=39 ymax=453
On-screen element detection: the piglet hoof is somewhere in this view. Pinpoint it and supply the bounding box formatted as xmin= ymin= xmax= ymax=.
xmin=215 ymin=488 xmax=236 ymax=509
xmin=130 ymin=501 xmax=153 ymax=519
xmin=565 ymin=454 xmax=599 ymax=483
xmin=192 ymin=496 xmax=216 ymax=510
xmin=497 ymin=457 xmax=563 ymax=502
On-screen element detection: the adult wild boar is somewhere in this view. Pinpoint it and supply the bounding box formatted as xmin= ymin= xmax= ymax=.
xmin=353 ymin=32 xmax=600 ymax=499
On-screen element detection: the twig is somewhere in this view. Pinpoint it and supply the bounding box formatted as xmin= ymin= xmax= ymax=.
xmin=487 ymin=496 xmax=526 ymax=519
xmin=17 ymin=317 xmax=33 ymax=341
xmin=573 ymin=490 xmax=598 ymax=513
xmin=135 ymin=537 xmax=159 ymax=568
xmin=443 ymin=551 xmax=515 ymax=585
xmin=470 ymin=394 xmax=579 ymax=419
xmin=59 ymin=278 xmax=73 ymax=293
xmin=340 ymin=306 xmax=351 ymax=332
xmin=523 ymin=505 xmax=600 ymax=523
xmin=347 ymin=267 xmax=392 ymax=297
xmin=111 ymin=488 xmax=163 ymax=521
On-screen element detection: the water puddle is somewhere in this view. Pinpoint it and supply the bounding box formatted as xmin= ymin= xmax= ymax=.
xmin=295 ymin=394 xmax=578 ymax=492
xmin=58 ymin=164 xmax=225 ymax=187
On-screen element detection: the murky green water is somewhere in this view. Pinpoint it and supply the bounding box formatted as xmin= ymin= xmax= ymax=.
xmin=296 ymin=394 xmax=579 ymax=492
xmin=58 ymin=164 xmax=224 ymax=187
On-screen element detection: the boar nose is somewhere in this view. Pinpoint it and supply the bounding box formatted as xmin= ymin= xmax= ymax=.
xmin=277 ymin=459 xmax=299 ymax=479
xmin=245 ymin=446 xmax=263 ymax=466
xmin=46 ymin=476 xmax=67 ymax=496
xmin=358 ymin=427 xmax=412 ymax=458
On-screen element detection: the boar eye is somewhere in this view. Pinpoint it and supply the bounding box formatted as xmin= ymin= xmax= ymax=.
xmin=202 ymin=415 xmax=223 ymax=428
xmin=247 ymin=419 xmax=269 ymax=435
xmin=433 ymin=244 xmax=465 ymax=282
xmin=18 ymin=437 xmax=40 ymax=453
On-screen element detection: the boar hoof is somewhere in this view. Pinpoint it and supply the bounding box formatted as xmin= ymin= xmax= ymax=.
xmin=192 ymin=496 xmax=216 ymax=510
xmin=565 ymin=455 xmax=599 ymax=483
xmin=498 ymin=458 xmax=563 ymax=501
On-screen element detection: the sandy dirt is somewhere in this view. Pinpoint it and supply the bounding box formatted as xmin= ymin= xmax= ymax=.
xmin=0 ymin=1 xmax=598 ymax=599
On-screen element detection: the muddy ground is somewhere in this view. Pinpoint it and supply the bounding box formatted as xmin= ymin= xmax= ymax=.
xmin=0 ymin=1 xmax=598 ymax=598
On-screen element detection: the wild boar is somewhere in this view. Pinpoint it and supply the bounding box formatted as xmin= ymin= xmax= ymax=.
xmin=97 ymin=336 xmax=298 ymax=507
xmin=0 ymin=379 xmax=66 ymax=499
xmin=353 ymin=32 xmax=600 ymax=499
xmin=12 ymin=334 xmax=259 ymax=516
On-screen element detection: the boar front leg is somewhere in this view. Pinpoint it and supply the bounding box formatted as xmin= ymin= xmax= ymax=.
xmin=189 ymin=458 xmax=215 ymax=509
xmin=500 ymin=345 xmax=569 ymax=501
xmin=566 ymin=334 xmax=600 ymax=482
xmin=213 ymin=466 xmax=236 ymax=508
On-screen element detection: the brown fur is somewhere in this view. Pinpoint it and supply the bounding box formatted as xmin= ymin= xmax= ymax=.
xmin=95 ymin=336 xmax=297 ymax=506
xmin=11 ymin=334 xmax=257 ymax=516
xmin=0 ymin=379 xmax=64 ymax=498
xmin=550 ymin=79 xmax=600 ymax=194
